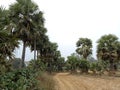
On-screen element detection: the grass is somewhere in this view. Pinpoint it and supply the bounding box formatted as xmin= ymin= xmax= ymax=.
xmin=37 ymin=72 xmax=55 ymax=90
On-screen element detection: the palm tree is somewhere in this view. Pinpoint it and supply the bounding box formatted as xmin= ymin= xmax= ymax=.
xmin=66 ymin=53 xmax=79 ymax=72
xmin=30 ymin=29 xmax=48 ymax=60
xmin=9 ymin=0 xmax=40 ymax=68
xmin=0 ymin=7 xmax=19 ymax=74
xmin=97 ymin=34 xmax=119 ymax=71
xmin=30 ymin=11 xmax=45 ymax=60
xmin=76 ymin=38 xmax=92 ymax=59
xmin=0 ymin=7 xmax=19 ymax=59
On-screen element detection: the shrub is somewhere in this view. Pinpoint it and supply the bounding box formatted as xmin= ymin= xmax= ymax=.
xmin=0 ymin=68 xmax=39 ymax=90
xmin=28 ymin=59 xmax=46 ymax=71
xmin=90 ymin=62 xmax=97 ymax=74
xmin=79 ymin=59 xmax=90 ymax=73
xmin=89 ymin=60 xmax=110 ymax=75
xmin=0 ymin=59 xmax=12 ymax=75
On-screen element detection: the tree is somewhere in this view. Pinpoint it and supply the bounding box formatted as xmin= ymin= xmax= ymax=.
xmin=78 ymin=59 xmax=90 ymax=73
xmin=9 ymin=0 xmax=41 ymax=68
xmin=55 ymin=57 xmax=65 ymax=71
xmin=0 ymin=7 xmax=19 ymax=59
xmin=76 ymin=38 xmax=92 ymax=59
xmin=97 ymin=34 xmax=119 ymax=71
xmin=42 ymin=42 xmax=58 ymax=72
xmin=51 ymin=51 xmax=65 ymax=72
xmin=30 ymin=11 xmax=45 ymax=60
xmin=0 ymin=7 xmax=19 ymax=74
xmin=30 ymin=27 xmax=47 ymax=60
xmin=36 ymin=41 xmax=64 ymax=72
xmin=66 ymin=53 xmax=79 ymax=72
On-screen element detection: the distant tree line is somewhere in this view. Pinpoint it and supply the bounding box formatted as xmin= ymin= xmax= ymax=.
xmin=65 ymin=34 xmax=120 ymax=75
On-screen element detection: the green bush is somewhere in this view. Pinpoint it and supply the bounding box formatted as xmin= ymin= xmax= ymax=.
xmin=0 ymin=68 xmax=39 ymax=90
xmin=90 ymin=62 xmax=97 ymax=74
xmin=28 ymin=59 xmax=46 ymax=71
xmin=0 ymin=59 xmax=12 ymax=75
xmin=89 ymin=60 xmax=109 ymax=75
xmin=79 ymin=59 xmax=90 ymax=73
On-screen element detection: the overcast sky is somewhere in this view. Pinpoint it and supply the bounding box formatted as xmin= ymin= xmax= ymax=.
xmin=1 ymin=0 xmax=120 ymax=60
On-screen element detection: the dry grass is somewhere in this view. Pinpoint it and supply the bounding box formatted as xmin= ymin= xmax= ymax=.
xmin=37 ymin=72 xmax=55 ymax=90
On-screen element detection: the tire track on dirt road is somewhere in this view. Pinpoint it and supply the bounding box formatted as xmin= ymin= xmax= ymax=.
xmin=54 ymin=73 xmax=88 ymax=90
xmin=53 ymin=73 xmax=120 ymax=90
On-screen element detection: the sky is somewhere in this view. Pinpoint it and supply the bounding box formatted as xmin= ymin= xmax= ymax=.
xmin=0 ymin=0 xmax=120 ymax=60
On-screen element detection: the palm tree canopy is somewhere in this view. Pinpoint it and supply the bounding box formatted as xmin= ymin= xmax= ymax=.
xmin=76 ymin=38 xmax=92 ymax=59
xmin=0 ymin=7 xmax=19 ymax=59
xmin=97 ymin=34 xmax=119 ymax=61
xmin=9 ymin=0 xmax=40 ymax=42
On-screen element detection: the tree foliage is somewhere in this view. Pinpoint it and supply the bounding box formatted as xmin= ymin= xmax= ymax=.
xmin=76 ymin=38 xmax=92 ymax=59
xmin=97 ymin=34 xmax=120 ymax=70
xmin=66 ymin=53 xmax=79 ymax=72
xmin=9 ymin=0 xmax=45 ymax=68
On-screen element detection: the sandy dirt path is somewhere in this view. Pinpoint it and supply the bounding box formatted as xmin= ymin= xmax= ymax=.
xmin=53 ymin=73 xmax=120 ymax=90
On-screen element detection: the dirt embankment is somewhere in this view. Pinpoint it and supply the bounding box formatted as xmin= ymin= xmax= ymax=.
xmin=54 ymin=73 xmax=120 ymax=90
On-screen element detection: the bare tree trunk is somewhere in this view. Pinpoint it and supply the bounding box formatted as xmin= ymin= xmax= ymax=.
xmin=37 ymin=50 xmax=39 ymax=60
xmin=109 ymin=59 xmax=115 ymax=75
xmin=20 ymin=41 xmax=26 ymax=68
xmin=34 ymin=37 xmax=36 ymax=60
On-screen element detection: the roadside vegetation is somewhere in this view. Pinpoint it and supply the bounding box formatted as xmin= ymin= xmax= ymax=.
xmin=65 ymin=35 xmax=120 ymax=76
xmin=0 ymin=0 xmax=56 ymax=89
xmin=0 ymin=0 xmax=120 ymax=90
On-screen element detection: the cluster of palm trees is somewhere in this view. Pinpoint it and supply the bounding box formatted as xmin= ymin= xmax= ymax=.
xmin=66 ymin=34 xmax=120 ymax=73
xmin=0 ymin=0 xmax=63 ymax=70
xmin=1 ymin=0 xmax=120 ymax=73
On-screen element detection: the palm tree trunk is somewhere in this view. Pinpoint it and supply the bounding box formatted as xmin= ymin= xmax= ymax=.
xmin=34 ymin=37 xmax=36 ymax=60
xmin=20 ymin=41 xmax=26 ymax=68
xmin=37 ymin=50 xmax=39 ymax=60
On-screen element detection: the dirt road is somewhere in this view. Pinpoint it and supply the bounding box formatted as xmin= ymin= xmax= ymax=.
xmin=54 ymin=73 xmax=120 ymax=90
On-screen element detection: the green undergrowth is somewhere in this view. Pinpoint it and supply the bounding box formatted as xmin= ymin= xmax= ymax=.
xmin=0 ymin=68 xmax=55 ymax=90
xmin=0 ymin=68 xmax=39 ymax=90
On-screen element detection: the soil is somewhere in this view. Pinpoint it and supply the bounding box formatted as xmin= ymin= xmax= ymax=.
xmin=53 ymin=72 xmax=120 ymax=90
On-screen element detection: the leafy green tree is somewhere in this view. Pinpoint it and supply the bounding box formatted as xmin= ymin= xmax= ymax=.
xmin=79 ymin=59 xmax=90 ymax=73
xmin=76 ymin=38 xmax=92 ymax=59
xmin=42 ymin=42 xmax=59 ymax=72
xmin=56 ymin=57 xmax=65 ymax=71
xmin=116 ymin=42 xmax=120 ymax=62
xmin=51 ymin=51 xmax=65 ymax=72
xmin=89 ymin=62 xmax=97 ymax=74
xmin=97 ymin=34 xmax=119 ymax=71
xmin=36 ymin=41 xmax=64 ymax=72
xmin=89 ymin=60 xmax=109 ymax=75
xmin=66 ymin=53 xmax=79 ymax=72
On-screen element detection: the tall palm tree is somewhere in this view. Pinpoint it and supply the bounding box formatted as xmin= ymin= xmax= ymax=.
xmin=31 ymin=11 xmax=45 ymax=60
xmin=30 ymin=33 xmax=49 ymax=59
xmin=97 ymin=34 xmax=119 ymax=70
xmin=9 ymin=0 xmax=40 ymax=68
xmin=76 ymin=38 xmax=92 ymax=59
